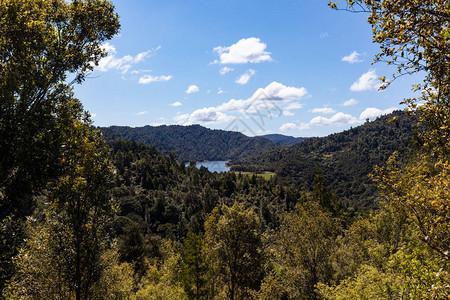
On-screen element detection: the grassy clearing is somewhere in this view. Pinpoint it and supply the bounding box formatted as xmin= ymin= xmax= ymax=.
xmin=234 ymin=171 xmax=276 ymax=180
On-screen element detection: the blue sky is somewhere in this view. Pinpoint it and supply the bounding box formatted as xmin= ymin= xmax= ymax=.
xmin=74 ymin=0 xmax=420 ymax=137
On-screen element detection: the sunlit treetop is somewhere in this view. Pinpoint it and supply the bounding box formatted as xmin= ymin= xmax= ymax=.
xmin=330 ymin=0 xmax=450 ymax=155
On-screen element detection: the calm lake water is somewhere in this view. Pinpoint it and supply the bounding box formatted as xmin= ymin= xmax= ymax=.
xmin=187 ymin=161 xmax=231 ymax=173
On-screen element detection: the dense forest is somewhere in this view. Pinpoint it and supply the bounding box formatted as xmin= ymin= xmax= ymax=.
xmin=101 ymin=124 xmax=276 ymax=162
xmin=232 ymin=111 xmax=415 ymax=209
xmin=1 ymin=0 xmax=450 ymax=299
xmin=260 ymin=134 xmax=307 ymax=146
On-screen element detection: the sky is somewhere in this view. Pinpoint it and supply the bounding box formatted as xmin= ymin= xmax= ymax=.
xmin=74 ymin=0 xmax=421 ymax=137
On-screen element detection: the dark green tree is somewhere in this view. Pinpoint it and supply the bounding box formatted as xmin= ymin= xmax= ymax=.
xmin=180 ymin=231 xmax=211 ymax=300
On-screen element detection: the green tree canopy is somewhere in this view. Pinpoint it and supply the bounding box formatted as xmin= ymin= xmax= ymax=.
xmin=204 ymin=203 xmax=264 ymax=300
xmin=0 ymin=0 xmax=120 ymax=293
xmin=0 ymin=0 xmax=120 ymax=218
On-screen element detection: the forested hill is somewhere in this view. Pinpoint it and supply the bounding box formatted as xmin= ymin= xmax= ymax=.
xmin=101 ymin=124 xmax=275 ymax=161
xmin=232 ymin=111 xmax=415 ymax=210
xmin=261 ymin=134 xmax=307 ymax=145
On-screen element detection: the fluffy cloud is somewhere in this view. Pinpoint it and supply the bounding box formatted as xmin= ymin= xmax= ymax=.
xmin=175 ymin=82 xmax=308 ymax=126
xmin=97 ymin=43 xmax=159 ymax=74
xmin=211 ymin=82 xmax=307 ymax=114
xmin=188 ymin=107 xmax=233 ymax=124
xmin=257 ymin=81 xmax=308 ymax=102
xmin=342 ymin=98 xmax=358 ymax=106
xmin=220 ymin=66 xmax=234 ymax=75
xmin=310 ymin=112 xmax=359 ymax=126
xmin=235 ymin=69 xmax=256 ymax=85
xmin=186 ymin=85 xmax=200 ymax=94
xmin=282 ymin=111 xmax=295 ymax=116
xmin=312 ymin=107 xmax=336 ymax=114
xmin=342 ymin=51 xmax=363 ymax=64
xmin=359 ymin=107 xmax=396 ymax=121
xmin=170 ymin=101 xmax=182 ymax=107
xmin=307 ymin=106 xmax=396 ymax=127
xmin=350 ymin=69 xmax=382 ymax=92
xmin=138 ymin=74 xmax=172 ymax=84
xmin=280 ymin=123 xmax=298 ymax=131
xmin=218 ymin=87 xmax=224 ymax=94
xmin=280 ymin=122 xmax=310 ymax=131
xmin=213 ymin=37 xmax=272 ymax=64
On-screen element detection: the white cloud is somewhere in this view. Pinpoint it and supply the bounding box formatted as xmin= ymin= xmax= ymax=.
xmin=307 ymin=106 xmax=397 ymax=127
xmin=213 ymin=37 xmax=272 ymax=64
xmin=280 ymin=122 xmax=310 ymax=131
xmin=257 ymin=81 xmax=308 ymax=102
xmin=282 ymin=111 xmax=295 ymax=116
xmin=135 ymin=111 xmax=147 ymax=115
xmin=188 ymin=107 xmax=233 ymax=124
xmin=218 ymin=87 xmax=224 ymax=94
xmin=285 ymin=102 xmax=304 ymax=110
xmin=235 ymin=69 xmax=256 ymax=85
xmin=220 ymin=66 xmax=234 ymax=75
xmin=312 ymin=107 xmax=336 ymax=114
xmin=131 ymin=69 xmax=153 ymax=74
xmin=170 ymin=101 xmax=182 ymax=107
xmin=342 ymin=98 xmax=358 ymax=106
xmin=186 ymin=85 xmax=199 ymax=94
xmin=280 ymin=123 xmax=298 ymax=131
xmin=138 ymin=74 xmax=172 ymax=84
xmin=214 ymin=81 xmax=308 ymax=114
xmin=342 ymin=51 xmax=363 ymax=64
xmin=359 ymin=107 xmax=396 ymax=121
xmin=320 ymin=32 xmax=329 ymax=39
xmin=175 ymin=81 xmax=308 ymax=126
xmin=310 ymin=112 xmax=359 ymax=126
xmin=173 ymin=113 xmax=189 ymax=123
xmin=97 ymin=43 xmax=159 ymax=74
xmin=350 ymin=69 xmax=382 ymax=92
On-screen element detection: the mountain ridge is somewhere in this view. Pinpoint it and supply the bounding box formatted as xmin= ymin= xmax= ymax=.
xmin=101 ymin=124 xmax=276 ymax=162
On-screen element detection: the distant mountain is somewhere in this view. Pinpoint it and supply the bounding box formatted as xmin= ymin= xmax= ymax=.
xmin=261 ymin=134 xmax=307 ymax=146
xmin=232 ymin=111 xmax=416 ymax=210
xmin=101 ymin=124 xmax=276 ymax=162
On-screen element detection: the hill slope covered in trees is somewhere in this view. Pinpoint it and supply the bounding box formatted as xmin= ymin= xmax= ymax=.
xmin=260 ymin=134 xmax=307 ymax=146
xmin=232 ymin=111 xmax=415 ymax=209
xmin=101 ymin=124 xmax=275 ymax=162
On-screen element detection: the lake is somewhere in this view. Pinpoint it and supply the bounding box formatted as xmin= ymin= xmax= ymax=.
xmin=188 ymin=161 xmax=231 ymax=173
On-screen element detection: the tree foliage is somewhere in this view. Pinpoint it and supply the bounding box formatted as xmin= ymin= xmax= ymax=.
xmin=272 ymin=200 xmax=341 ymax=299
xmin=7 ymin=117 xmax=120 ymax=300
xmin=0 ymin=0 xmax=120 ymax=292
xmin=329 ymin=0 xmax=450 ymax=154
xmin=204 ymin=203 xmax=264 ymax=300
xmin=329 ymin=0 xmax=450 ymax=264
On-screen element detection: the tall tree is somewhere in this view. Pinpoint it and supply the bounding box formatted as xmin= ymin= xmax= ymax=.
xmin=330 ymin=0 xmax=450 ymax=261
xmin=0 ymin=0 xmax=120 ymax=291
xmin=204 ymin=203 xmax=264 ymax=300
xmin=7 ymin=114 xmax=118 ymax=300
xmin=179 ymin=231 xmax=211 ymax=300
xmin=273 ymin=201 xmax=341 ymax=299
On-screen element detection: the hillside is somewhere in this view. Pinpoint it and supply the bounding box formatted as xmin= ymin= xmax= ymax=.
xmin=101 ymin=124 xmax=275 ymax=162
xmin=232 ymin=111 xmax=416 ymax=209
xmin=261 ymin=134 xmax=307 ymax=145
